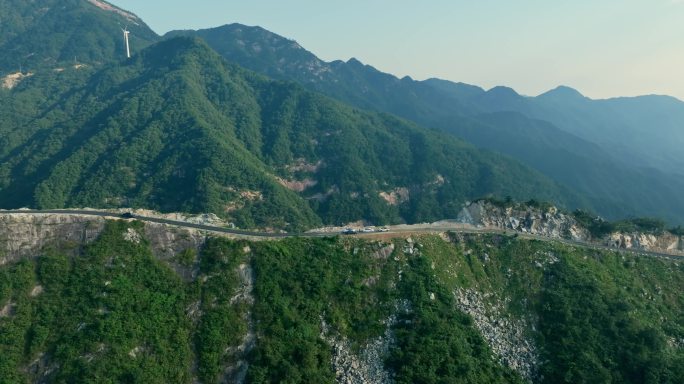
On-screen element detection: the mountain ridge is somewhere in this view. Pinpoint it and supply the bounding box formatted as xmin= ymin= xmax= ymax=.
xmin=0 ymin=0 xmax=159 ymax=73
xmin=0 ymin=34 xmax=578 ymax=230
xmin=169 ymin=23 xmax=684 ymax=224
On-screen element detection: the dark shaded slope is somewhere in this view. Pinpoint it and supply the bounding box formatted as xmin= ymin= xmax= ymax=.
xmin=465 ymin=112 xmax=684 ymax=222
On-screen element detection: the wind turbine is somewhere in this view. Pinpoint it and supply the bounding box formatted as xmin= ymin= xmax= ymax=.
xmin=122 ymin=27 xmax=131 ymax=59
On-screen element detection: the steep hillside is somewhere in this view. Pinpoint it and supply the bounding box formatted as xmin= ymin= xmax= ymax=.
xmin=0 ymin=0 xmax=158 ymax=74
xmin=171 ymin=24 xmax=684 ymax=224
xmin=1 ymin=217 xmax=682 ymax=383
xmin=0 ymin=37 xmax=576 ymax=230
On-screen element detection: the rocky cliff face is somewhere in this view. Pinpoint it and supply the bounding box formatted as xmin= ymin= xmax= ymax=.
xmin=0 ymin=213 xmax=206 ymax=273
xmin=457 ymin=201 xmax=589 ymax=240
xmin=604 ymin=232 xmax=682 ymax=253
xmin=457 ymin=201 xmax=684 ymax=256
xmin=0 ymin=213 xmax=106 ymax=266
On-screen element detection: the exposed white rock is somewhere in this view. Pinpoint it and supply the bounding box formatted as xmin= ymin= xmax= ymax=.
xmin=457 ymin=201 xmax=587 ymax=241
xmin=128 ymin=346 xmax=143 ymax=358
xmin=2 ymin=72 xmax=33 ymax=89
xmin=276 ymin=177 xmax=318 ymax=192
xmin=1 ymin=300 xmax=17 ymax=318
xmin=605 ymin=232 xmax=680 ymax=252
xmin=286 ymin=159 xmax=324 ymax=173
xmin=123 ymin=228 xmax=142 ymax=244
xmin=454 ymin=289 xmax=539 ymax=383
xmin=30 ymin=285 xmax=44 ymax=297
xmin=373 ymin=243 xmax=395 ymax=260
xmin=86 ymin=0 xmax=139 ymax=22
xmin=320 ymin=317 xmax=395 ymax=384
xmin=456 ymin=201 xmax=684 ymax=256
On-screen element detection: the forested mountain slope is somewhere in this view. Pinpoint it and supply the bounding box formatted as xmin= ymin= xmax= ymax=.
xmin=171 ymin=24 xmax=684 ymax=224
xmin=0 ymin=0 xmax=158 ymax=73
xmin=1 ymin=218 xmax=682 ymax=383
xmin=0 ymin=37 xmax=576 ymax=230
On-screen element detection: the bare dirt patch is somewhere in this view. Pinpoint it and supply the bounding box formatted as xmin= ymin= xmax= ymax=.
xmin=1 ymin=301 xmax=17 ymax=318
xmin=379 ymin=187 xmax=409 ymax=206
xmin=30 ymin=285 xmax=44 ymax=297
xmin=277 ymin=177 xmax=317 ymax=192
xmin=2 ymin=72 xmax=33 ymax=90
xmin=86 ymin=0 xmax=139 ymax=22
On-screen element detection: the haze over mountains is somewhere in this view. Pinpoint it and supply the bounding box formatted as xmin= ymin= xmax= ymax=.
xmin=169 ymin=24 xmax=684 ymax=223
xmin=1 ymin=0 xmax=683 ymax=227
xmin=1 ymin=2 xmax=684 ymax=384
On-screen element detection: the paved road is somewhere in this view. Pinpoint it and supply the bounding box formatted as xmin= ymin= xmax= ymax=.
xmin=1 ymin=209 xmax=298 ymax=238
xmin=2 ymin=209 xmax=682 ymax=260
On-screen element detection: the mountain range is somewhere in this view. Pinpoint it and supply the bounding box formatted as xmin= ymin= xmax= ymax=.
xmin=1 ymin=0 xmax=683 ymax=228
xmin=1 ymin=2 xmax=684 ymax=384
xmin=0 ymin=1 xmax=578 ymax=231
xmin=167 ymin=24 xmax=684 ymax=224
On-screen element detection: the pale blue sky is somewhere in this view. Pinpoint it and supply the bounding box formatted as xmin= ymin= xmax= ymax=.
xmin=112 ymin=0 xmax=684 ymax=100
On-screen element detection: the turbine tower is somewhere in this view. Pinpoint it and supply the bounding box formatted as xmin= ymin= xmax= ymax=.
xmin=122 ymin=27 xmax=131 ymax=59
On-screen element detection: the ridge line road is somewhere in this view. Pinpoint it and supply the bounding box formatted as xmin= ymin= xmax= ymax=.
xmin=1 ymin=209 xmax=682 ymax=260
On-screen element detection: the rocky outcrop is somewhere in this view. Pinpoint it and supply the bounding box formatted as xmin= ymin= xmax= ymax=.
xmin=277 ymin=177 xmax=318 ymax=192
xmin=456 ymin=201 xmax=684 ymax=256
xmin=454 ymin=289 xmax=539 ymax=383
xmin=222 ymin=262 xmax=256 ymax=384
xmin=2 ymin=72 xmax=33 ymax=90
xmin=379 ymin=188 xmax=409 ymax=206
xmin=143 ymin=223 xmax=206 ymax=281
xmin=321 ymin=317 xmax=395 ymax=384
xmin=604 ymin=232 xmax=681 ymax=253
xmin=0 ymin=213 xmax=106 ymax=265
xmin=457 ymin=201 xmax=588 ymax=241
xmin=0 ymin=214 xmax=208 ymax=276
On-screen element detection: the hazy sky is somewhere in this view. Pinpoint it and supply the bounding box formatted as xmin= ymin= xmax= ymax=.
xmin=113 ymin=0 xmax=684 ymax=100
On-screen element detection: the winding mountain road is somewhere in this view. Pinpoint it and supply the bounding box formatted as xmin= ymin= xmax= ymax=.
xmin=1 ymin=209 xmax=682 ymax=260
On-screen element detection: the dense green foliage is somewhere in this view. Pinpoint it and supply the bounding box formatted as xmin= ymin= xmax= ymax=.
xmin=539 ymin=258 xmax=679 ymax=383
xmin=0 ymin=0 xmax=158 ymax=73
xmin=573 ymin=209 xmax=670 ymax=238
xmin=0 ymin=221 xmax=193 ymax=383
xmin=425 ymin=233 xmax=684 ymax=384
xmin=0 ymin=221 xmax=250 ymax=383
xmin=247 ymin=237 xmax=522 ymax=383
xmin=0 ymin=35 xmax=574 ymax=230
xmin=194 ymin=238 xmax=250 ymax=383
xmin=1 ymin=221 xmax=683 ymax=383
xmin=387 ymin=255 xmax=523 ymax=383
xmin=248 ymin=238 xmax=377 ymax=383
